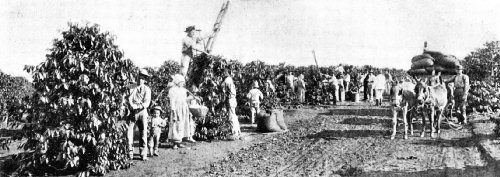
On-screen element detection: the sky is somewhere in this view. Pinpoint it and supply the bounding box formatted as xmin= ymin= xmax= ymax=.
xmin=1 ymin=0 xmax=500 ymax=79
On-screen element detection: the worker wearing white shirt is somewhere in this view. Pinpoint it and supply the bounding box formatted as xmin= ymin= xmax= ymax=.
xmin=180 ymin=26 xmax=215 ymax=76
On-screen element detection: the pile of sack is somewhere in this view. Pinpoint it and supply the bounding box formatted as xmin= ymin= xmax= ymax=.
xmin=408 ymin=50 xmax=462 ymax=75
xmin=256 ymin=109 xmax=288 ymax=132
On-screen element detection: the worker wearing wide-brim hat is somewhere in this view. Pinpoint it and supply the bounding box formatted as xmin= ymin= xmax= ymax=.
xmin=167 ymin=74 xmax=198 ymax=149
xmin=444 ymin=65 xmax=470 ymax=124
xmin=127 ymin=68 xmax=152 ymax=160
xmin=180 ymin=25 xmax=217 ymax=76
xmin=247 ymin=81 xmax=263 ymax=124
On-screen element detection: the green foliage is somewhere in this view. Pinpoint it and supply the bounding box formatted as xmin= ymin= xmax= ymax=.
xmin=188 ymin=54 xmax=232 ymax=140
xmin=0 ymin=72 xmax=34 ymax=123
xmin=13 ymin=23 xmax=136 ymax=176
xmin=462 ymin=41 xmax=500 ymax=112
xmin=0 ymin=73 xmax=34 ymax=107
xmin=462 ymin=41 xmax=500 ymax=82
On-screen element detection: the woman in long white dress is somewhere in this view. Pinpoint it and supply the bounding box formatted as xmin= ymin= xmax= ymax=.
xmin=168 ymin=74 xmax=196 ymax=149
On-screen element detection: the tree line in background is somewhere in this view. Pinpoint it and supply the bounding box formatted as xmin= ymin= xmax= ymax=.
xmin=462 ymin=41 xmax=500 ymax=112
xmin=1 ymin=23 xmax=499 ymax=176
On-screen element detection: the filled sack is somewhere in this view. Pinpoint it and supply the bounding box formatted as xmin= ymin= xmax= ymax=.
xmin=256 ymin=110 xmax=283 ymax=132
xmin=273 ymin=109 xmax=288 ymax=130
xmin=433 ymin=65 xmax=458 ymax=75
xmin=423 ymin=50 xmax=445 ymax=59
xmin=424 ymin=66 xmax=435 ymax=73
xmin=407 ymin=68 xmax=428 ymax=75
xmin=411 ymin=58 xmax=434 ymax=69
xmin=435 ymin=55 xmax=461 ymax=69
xmin=411 ymin=53 xmax=434 ymax=63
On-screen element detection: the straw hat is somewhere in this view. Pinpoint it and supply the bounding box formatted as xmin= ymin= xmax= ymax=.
xmin=139 ymin=69 xmax=150 ymax=77
xmin=172 ymin=74 xmax=185 ymax=85
xmin=252 ymin=81 xmax=259 ymax=88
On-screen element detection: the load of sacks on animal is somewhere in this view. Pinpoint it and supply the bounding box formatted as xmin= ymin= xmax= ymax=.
xmin=408 ymin=50 xmax=461 ymax=75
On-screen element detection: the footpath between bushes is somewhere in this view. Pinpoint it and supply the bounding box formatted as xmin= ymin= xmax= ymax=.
xmin=106 ymin=109 xmax=322 ymax=177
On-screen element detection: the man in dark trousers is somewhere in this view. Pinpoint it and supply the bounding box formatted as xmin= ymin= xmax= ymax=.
xmin=363 ymin=70 xmax=371 ymax=101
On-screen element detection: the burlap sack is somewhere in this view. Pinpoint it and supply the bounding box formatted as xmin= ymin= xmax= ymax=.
xmin=411 ymin=53 xmax=434 ymax=63
xmin=407 ymin=68 xmax=428 ymax=75
xmin=411 ymin=58 xmax=434 ymax=69
xmin=423 ymin=50 xmax=445 ymax=59
xmin=435 ymin=55 xmax=460 ymax=69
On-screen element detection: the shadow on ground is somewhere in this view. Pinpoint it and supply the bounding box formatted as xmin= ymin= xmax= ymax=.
xmin=410 ymin=137 xmax=476 ymax=148
xmin=340 ymin=117 xmax=392 ymax=127
xmin=305 ymin=130 xmax=390 ymax=140
xmin=323 ymin=108 xmax=392 ymax=117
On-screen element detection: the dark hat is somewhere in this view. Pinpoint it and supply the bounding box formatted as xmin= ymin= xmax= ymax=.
xmin=185 ymin=26 xmax=197 ymax=32
xmin=152 ymin=106 xmax=163 ymax=113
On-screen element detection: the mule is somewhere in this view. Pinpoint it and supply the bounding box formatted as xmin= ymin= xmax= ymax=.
xmin=414 ymin=78 xmax=448 ymax=138
xmin=390 ymin=81 xmax=417 ymax=139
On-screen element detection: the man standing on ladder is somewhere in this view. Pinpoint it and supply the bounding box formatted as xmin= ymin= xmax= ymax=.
xmin=180 ymin=0 xmax=230 ymax=76
xmin=180 ymin=26 xmax=216 ymax=76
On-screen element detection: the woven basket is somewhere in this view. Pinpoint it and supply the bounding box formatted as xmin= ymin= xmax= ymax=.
xmin=189 ymin=105 xmax=208 ymax=118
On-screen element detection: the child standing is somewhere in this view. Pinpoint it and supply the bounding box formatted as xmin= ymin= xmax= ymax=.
xmin=247 ymin=81 xmax=263 ymax=124
xmin=148 ymin=106 xmax=167 ymax=156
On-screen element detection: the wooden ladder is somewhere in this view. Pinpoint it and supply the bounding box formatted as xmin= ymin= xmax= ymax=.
xmin=205 ymin=0 xmax=230 ymax=53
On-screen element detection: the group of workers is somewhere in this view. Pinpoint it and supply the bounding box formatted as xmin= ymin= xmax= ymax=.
xmin=278 ymin=70 xmax=353 ymax=105
xmin=125 ymin=25 xmax=236 ymax=161
xmin=125 ymin=25 xmax=472 ymax=161
xmin=125 ymin=69 xmax=197 ymax=161
xmin=362 ymin=70 xmax=393 ymax=106
xmin=126 ymin=68 xmax=244 ymax=161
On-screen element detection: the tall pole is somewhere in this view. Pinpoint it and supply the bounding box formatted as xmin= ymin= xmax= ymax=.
xmin=312 ymin=50 xmax=319 ymax=69
xmin=312 ymin=50 xmax=321 ymax=79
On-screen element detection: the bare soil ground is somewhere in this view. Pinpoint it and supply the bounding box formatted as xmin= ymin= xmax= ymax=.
xmin=106 ymin=109 xmax=320 ymax=177
xmin=207 ymin=104 xmax=490 ymax=176
xmin=3 ymin=102 xmax=500 ymax=176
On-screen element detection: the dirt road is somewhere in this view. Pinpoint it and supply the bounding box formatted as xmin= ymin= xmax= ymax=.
xmin=206 ymin=104 xmax=495 ymax=176
xmin=7 ymin=102 xmax=496 ymax=176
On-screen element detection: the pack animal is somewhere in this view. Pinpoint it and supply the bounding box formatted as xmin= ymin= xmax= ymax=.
xmin=390 ymin=81 xmax=417 ymax=139
xmin=414 ymin=77 xmax=448 ymax=138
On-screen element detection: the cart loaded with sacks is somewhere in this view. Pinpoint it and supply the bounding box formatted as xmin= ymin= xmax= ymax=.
xmin=408 ymin=42 xmax=462 ymax=81
xmin=407 ymin=42 xmax=463 ymax=129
